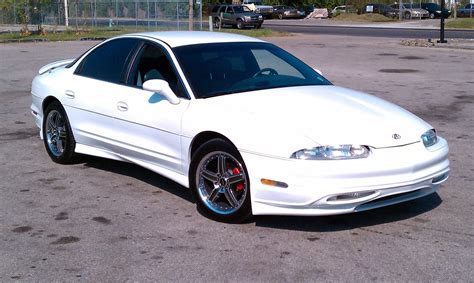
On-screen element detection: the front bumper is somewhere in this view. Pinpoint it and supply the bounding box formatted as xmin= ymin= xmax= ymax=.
xmin=241 ymin=137 xmax=449 ymax=216
xmin=242 ymin=19 xmax=264 ymax=26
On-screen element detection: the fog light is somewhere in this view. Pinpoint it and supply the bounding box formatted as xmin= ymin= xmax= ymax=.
xmin=261 ymin=179 xmax=288 ymax=188
xmin=432 ymin=173 xmax=449 ymax=184
xmin=327 ymin=191 xmax=375 ymax=202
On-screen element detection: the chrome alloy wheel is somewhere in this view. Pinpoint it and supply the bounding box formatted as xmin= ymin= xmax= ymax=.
xmin=45 ymin=110 xmax=67 ymax=157
xmin=196 ymin=151 xmax=248 ymax=215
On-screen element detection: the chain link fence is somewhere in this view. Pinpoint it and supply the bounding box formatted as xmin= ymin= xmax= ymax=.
xmin=0 ymin=0 xmax=205 ymax=31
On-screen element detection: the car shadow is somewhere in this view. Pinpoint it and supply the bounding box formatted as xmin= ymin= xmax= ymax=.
xmin=253 ymin=193 xmax=442 ymax=232
xmin=79 ymin=155 xmax=442 ymax=231
xmin=80 ymin=156 xmax=194 ymax=203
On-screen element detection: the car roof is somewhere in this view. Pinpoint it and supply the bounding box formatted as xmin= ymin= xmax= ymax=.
xmin=126 ymin=31 xmax=265 ymax=48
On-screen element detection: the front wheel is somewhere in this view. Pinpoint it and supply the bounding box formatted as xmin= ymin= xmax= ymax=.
xmin=42 ymin=101 xmax=77 ymax=164
xmin=429 ymin=13 xmax=435 ymax=19
xmin=189 ymin=139 xmax=252 ymax=223
xmin=236 ymin=19 xmax=244 ymax=29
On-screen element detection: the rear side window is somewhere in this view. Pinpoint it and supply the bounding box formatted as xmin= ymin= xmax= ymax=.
xmin=75 ymin=38 xmax=138 ymax=84
xmin=212 ymin=5 xmax=220 ymax=13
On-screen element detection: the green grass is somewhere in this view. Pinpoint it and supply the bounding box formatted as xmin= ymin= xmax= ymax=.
xmin=445 ymin=18 xmax=474 ymax=29
xmin=332 ymin=13 xmax=396 ymax=22
xmin=0 ymin=26 xmax=288 ymax=42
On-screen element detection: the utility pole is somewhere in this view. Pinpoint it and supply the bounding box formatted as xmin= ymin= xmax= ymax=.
xmin=189 ymin=0 xmax=193 ymax=31
xmin=64 ymin=0 xmax=69 ymax=27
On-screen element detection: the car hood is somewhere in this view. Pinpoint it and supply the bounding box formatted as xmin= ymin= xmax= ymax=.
xmin=184 ymin=85 xmax=431 ymax=157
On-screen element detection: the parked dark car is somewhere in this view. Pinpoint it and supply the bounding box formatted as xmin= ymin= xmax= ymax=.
xmin=361 ymin=3 xmax=398 ymax=18
xmin=273 ymin=5 xmax=303 ymax=19
xmin=211 ymin=5 xmax=264 ymax=29
xmin=457 ymin=4 xmax=474 ymax=18
xmin=298 ymin=4 xmax=317 ymax=17
xmin=417 ymin=2 xmax=451 ymax=19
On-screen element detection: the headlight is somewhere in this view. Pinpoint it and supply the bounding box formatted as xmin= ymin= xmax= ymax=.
xmin=259 ymin=15 xmax=263 ymax=19
xmin=421 ymin=129 xmax=438 ymax=148
xmin=244 ymin=16 xmax=251 ymax=21
xmin=290 ymin=145 xmax=370 ymax=160
xmin=436 ymin=10 xmax=441 ymax=13
xmin=284 ymin=11 xmax=291 ymax=15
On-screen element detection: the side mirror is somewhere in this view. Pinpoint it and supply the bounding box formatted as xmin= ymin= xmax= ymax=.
xmin=313 ymin=68 xmax=323 ymax=76
xmin=142 ymin=79 xmax=180 ymax=105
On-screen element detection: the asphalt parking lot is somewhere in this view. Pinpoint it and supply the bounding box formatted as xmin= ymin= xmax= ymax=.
xmin=0 ymin=34 xmax=473 ymax=281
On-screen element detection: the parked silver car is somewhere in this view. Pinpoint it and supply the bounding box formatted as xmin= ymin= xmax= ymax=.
xmin=390 ymin=4 xmax=430 ymax=19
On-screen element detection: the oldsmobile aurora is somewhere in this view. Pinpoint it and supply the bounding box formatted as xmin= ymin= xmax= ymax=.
xmin=31 ymin=32 xmax=449 ymax=222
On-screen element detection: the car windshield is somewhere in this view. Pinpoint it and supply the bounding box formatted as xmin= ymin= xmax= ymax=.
xmin=234 ymin=6 xmax=251 ymax=13
xmin=173 ymin=42 xmax=332 ymax=99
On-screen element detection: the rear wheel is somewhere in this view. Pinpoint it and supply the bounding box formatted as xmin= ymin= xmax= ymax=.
xmin=278 ymin=13 xmax=283 ymax=20
xmin=429 ymin=12 xmax=435 ymax=19
xmin=190 ymin=139 xmax=252 ymax=223
xmin=256 ymin=23 xmax=262 ymax=29
xmin=404 ymin=12 xmax=411 ymax=19
xmin=214 ymin=17 xmax=221 ymax=28
xmin=42 ymin=101 xmax=77 ymax=164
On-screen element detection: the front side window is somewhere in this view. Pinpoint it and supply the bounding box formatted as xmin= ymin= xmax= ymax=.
xmin=128 ymin=43 xmax=185 ymax=98
xmin=75 ymin=38 xmax=138 ymax=84
xmin=174 ymin=42 xmax=331 ymax=99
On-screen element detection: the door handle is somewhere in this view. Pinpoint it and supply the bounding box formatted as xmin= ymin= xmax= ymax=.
xmin=117 ymin=101 xmax=128 ymax=112
xmin=65 ymin=90 xmax=75 ymax=99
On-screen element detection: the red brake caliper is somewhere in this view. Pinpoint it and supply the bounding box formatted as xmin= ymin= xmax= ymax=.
xmin=232 ymin=167 xmax=245 ymax=192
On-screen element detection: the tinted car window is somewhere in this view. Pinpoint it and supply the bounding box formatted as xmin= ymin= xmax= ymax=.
xmin=174 ymin=42 xmax=331 ymax=99
xmin=76 ymin=38 xmax=138 ymax=84
xmin=129 ymin=43 xmax=185 ymax=98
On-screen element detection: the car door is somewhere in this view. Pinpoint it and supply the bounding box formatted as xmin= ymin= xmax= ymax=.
xmin=63 ymin=38 xmax=142 ymax=154
xmin=222 ymin=6 xmax=233 ymax=24
xmin=107 ymin=41 xmax=190 ymax=174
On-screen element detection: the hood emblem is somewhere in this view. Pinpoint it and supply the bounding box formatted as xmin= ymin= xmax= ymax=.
xmin=392 ymin=133 xmax=401 ymax=140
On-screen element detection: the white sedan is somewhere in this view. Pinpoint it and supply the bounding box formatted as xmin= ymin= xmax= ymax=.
xmin=31 ymin=31 xmax=449 ymax=223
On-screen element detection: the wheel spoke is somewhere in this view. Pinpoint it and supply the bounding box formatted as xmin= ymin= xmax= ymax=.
xmin=227 ymin=173 xmax=244 ymax=185
xmin=224 ymin=187 xmax=239 ymax=207
xmin=208 ymin=187 xmax=221 ymax=202
xmin=58 ymin=127 xmax=67 ymax=139
xmin=217 ymin=155 xmax=226 ymax=175
xmin=48 ymin=116 xmax=56 ymax=130
xmin=201 ymin=169 xmax=218 ymax=183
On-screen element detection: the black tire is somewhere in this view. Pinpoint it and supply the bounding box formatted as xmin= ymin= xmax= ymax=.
xmin=429 ymin=13 xmax=435 ymax=19
xmin=236 ymin=19 xmax=244 ymax=29
xmin=278 ymin=13 xmax=283 ymax=20
xmin=189 ymin=138 xmax=252 ymax=223
xmin=256 ymin=23 xmax=262 ymax=29
xmin=404 ymin=12 xmax=411 ymax=19
xmin=42 ymin=101 xmax=77 ymax=164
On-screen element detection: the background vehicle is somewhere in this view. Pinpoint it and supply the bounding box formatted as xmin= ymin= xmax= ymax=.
xmin=242 ymin=0 xmax=274 ymax=18
xmin=418 ymin=2 xmax=451 ymax=18
xmin=273 ymin=5 xmax=303 ymax=19
xmin=330 ymin=5 xmax=358 ymax=16
xmin=211 ymin=5 xmax=263 ymax=29
xmin=361 ymin=3 xmax=398 ymax=18
xmin=457 ymin=4 xmax=474 ymax=18
xmin=390 ymin=4 xmax=429 ymax=19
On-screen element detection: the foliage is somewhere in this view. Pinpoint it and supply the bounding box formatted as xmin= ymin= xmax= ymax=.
xmin=445 ymin=18 xmax=474 ymax=29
